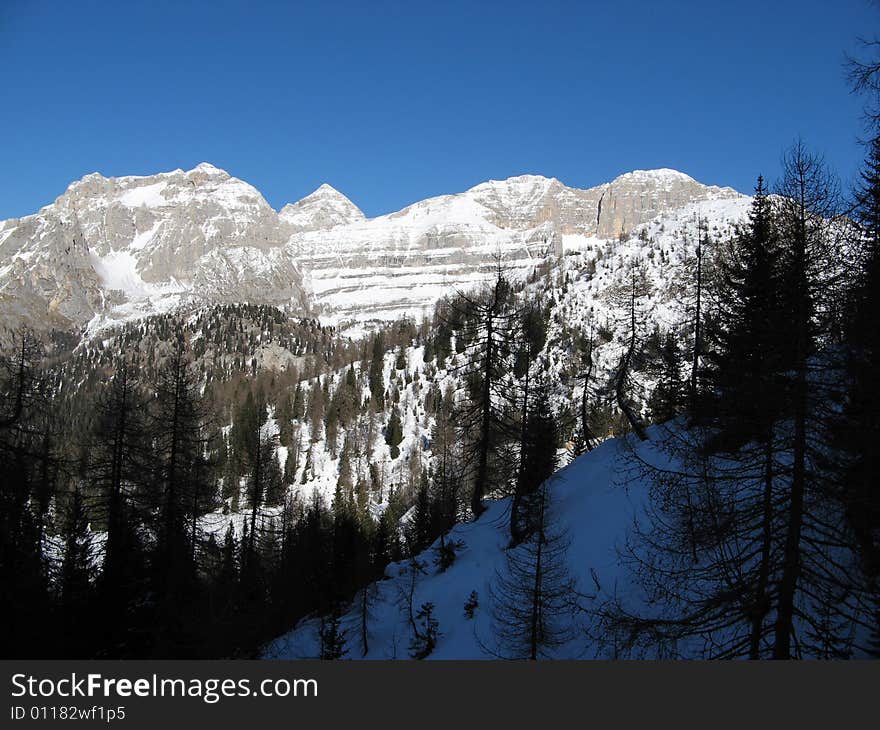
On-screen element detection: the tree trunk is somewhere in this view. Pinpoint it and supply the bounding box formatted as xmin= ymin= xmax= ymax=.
xmin=248 ymin=438 xmax=262 ymax=567
xmin=773 ymin=368 xmax=807 ymax=659
xmin=472 ymin=300 xmax=495 ymax=519
xmin=581 ymin=331 xmax=596 ymax=451
xmin=529 ymin=493 xmax=546 ymax=661
xmin=511 ymin=343 xmax=531 ymax=543
xmin=773 ymin=205 xmax=809 ymax=660
xmin=750 ymin=434 xmax=775 ymax=659
xmin=690 ymin=230 xmax=703 ymax=403
xmin=616 ymin=278 xmax=648 ymax=441
xmin=360 ymin=587 xmax=369 ymax=657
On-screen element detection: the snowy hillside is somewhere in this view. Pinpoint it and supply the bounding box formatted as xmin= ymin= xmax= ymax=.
xmin=263 ymin=431 xmax=659 ymax=659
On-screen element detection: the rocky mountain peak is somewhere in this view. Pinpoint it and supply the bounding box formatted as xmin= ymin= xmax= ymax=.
xmin=0 ymin=163 xmax=306 ymax=333
xmin=279 ymin=183 xmax=365 ymax=231
xmin=193 ymin=161 xmax=223 ymax=173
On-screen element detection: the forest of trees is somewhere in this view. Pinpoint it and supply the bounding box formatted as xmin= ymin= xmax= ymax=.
xmin=0 ymin=285 xmax=565 ymax=658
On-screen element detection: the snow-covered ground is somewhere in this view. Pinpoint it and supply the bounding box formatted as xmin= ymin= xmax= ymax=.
xmin=263 ymin=430 xmax=666 ymax=660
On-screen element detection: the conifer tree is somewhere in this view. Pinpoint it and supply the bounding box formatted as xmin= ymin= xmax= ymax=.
xmin=0 ymin=330 xmax=53 ymax=657
xmin=511 ymin=374 xmax=559 ymax=543
xmin=385 ymin=405 xmax=404 ymax=459
xmin=319 ymin=606 xmax=348 ymax=660
xmin=771 ymin=142 xmax=842 ymax=658
xmin=146 ymin=340 xmax=212 ymax=655
xmin=309 ymin=379 xmax=326 ymax=442
xmin=89 ymin=360 xmax=149 ymax=655
xmin=833 ymin=132 xmax=880 ymax=651
xmin=573 ymin=322 xmax=597 ymax=455
xmin=58 ymin=485 xmax=95 ymax=657
xmin=368 ymin=333 xmax=386 ymax=410
xmin=488 ymin=484 xmax=575 ymax=659
xmin=613 ymin=267 xmax=650 ymax=440
xmin=447 ymin=268 xmax=520 ymax=518
xmin=410 ymin=602 xmax=440 ymax=659
xmin=648 ymin=331 xmax=686 ymax=424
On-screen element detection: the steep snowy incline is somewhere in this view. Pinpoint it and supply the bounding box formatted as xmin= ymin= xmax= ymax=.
xmin=263 ymin=432 xmax=667 ymax=660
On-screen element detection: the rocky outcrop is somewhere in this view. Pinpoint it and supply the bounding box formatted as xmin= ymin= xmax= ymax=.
xmin=593 ymin=169 xmax=737 ymax=238
xmin=279 ymin=184 xmax=365 ymax=231
xmin=0 ymin=163 xmax=309 ymax=332
xmin=286 ymin=170 xmax=742 ymax=328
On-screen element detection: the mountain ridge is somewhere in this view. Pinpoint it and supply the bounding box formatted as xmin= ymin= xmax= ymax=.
xmin=0 ymin=164 xmax=748 ymax=338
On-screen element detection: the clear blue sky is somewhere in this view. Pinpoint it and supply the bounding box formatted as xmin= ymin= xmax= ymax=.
xmin=0 ymin=0 xmax=877 ymax=220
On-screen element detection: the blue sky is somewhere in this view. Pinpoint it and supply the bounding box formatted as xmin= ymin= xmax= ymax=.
xmin=0 ymin=0 xmax=877 ymax=219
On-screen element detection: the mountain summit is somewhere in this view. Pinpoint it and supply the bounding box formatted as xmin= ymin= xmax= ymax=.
xmin=279 ymin=183 xmax=365 ymax=231
xmin=0 ymin=163 xmax=307 ymax=333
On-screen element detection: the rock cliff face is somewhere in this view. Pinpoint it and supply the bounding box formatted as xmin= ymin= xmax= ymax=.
xmin=288 ymin=170 xmax=742 ymax=329
xmin=592 ymin=169 xmax=736 ymax=238
xmin=0 ymin=164 xmax=744 ymax=337
xmin=460 ymin=169 xmax=738 ymax=238
xmin=0 ymin=163 xmax=308 ymax=333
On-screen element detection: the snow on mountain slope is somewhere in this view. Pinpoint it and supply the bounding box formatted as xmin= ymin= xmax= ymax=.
xmin=287 ymin=171 xmax=746 ymax=332
xmin=263 ymin=431 xmax=665 ymax=660
xmin=0 ymin=163 xmax=747 ymax=339
xmin=0 ymin=163 xmax=310 ymax=334
xmin=279 ymin=183 xmax=365 ymax=231
xmin=286 ymin=195 xmax=556 ymax=331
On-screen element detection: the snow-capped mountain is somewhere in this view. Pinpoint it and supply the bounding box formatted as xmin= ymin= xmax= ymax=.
xmin=0 ymin=164 xmax=746 ymax=339
xmin=0 ymin=163 xmax=309 ymax=334
xmin=289 ymin=170 xmax=744 ymax=331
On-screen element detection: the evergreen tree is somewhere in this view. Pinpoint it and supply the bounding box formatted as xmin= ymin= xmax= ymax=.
xmin=319 ymin=606 xmax=348 ymax=659
xmin=58 ymin=485 xmax=95 ymax=657
xmin=385 ymin=405 xmax=404 ymax=459
xmin=699 ymin=176 xmax=786 ymax=446
xmin=613 ymin=266 xmax=651 ymax=440
xmin=89 ymin=360 xmax=149 ymax=656
xmin=572 ymin=322 xmax=598 ymax=455
xmin=146 ymin=339 xmax=212 ymax=655
xmin=448 ymin=268 xmax=520 ymax=518
xmin=771 ymin=142 xmax=842 ymax=658
xmin=834 ymin=132 xmax=880 ymax=651
xmin=511 ymin=374 xmax=559 ymax=543
xmin=692 ymin=177 xmax=790 ymax=656
xmin=368 ymin=334 xmax=386 ymax=410
xmin=487 ymin=484 xmax=575 ymax=659
xmin=410 ymin=602 xmax=440 ymax=659
xmin=409 ymin=470 xmax=433 ymax=553
xmin=308 ymin=380 xmax=325 ymax=442
xmin=648 ymin=331 xmax=686 ymax=424
xmin=291 ymin=382 xmax=305 ymax=420
xmin=0 ymin=330 xmax=53 ymax=657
